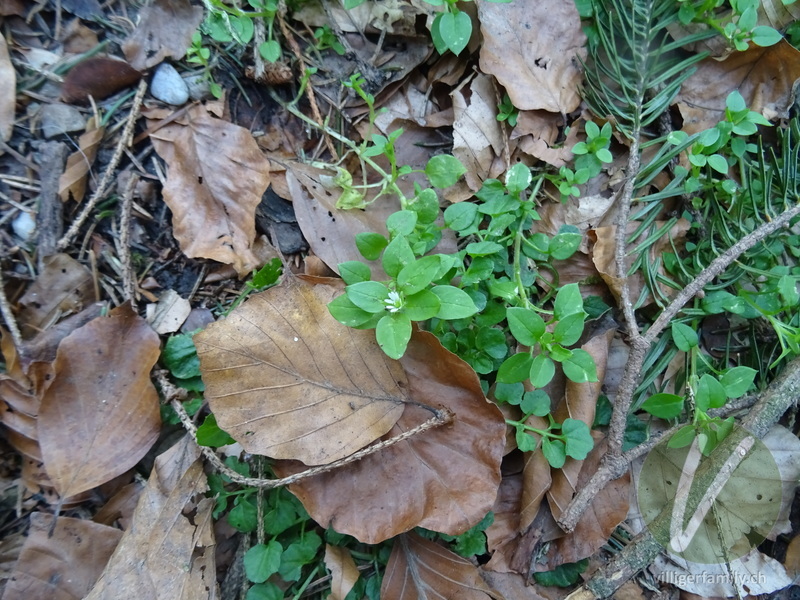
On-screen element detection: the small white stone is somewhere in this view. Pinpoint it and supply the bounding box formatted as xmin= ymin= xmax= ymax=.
xmin=11 ymin=211 xmax=36 ymax=241
xmin=151 ymin=63 xmax=189 ymax=106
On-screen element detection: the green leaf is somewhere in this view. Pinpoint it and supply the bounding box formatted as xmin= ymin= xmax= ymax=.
xmin=397 ymin=255 xmax=441 ymax=295
xmin=494 ymin=381 xmax=524 ymax=405
xmin=505 ymin=163 xmax=532 ymax=194
xmin=751 ymin=25 xmax=783 ymax=46
xmin=403 ymin=289 xmax=441 ymax=321
xmin=641 ymin=393 xmax=684 ymax=419
xmin=465 ymin=241 xmax=504 ymax=256
xmin=279 ymin=532 xmax=322 ymax=582
xmin=443 ymin=202 xmax=478 ymax=231
xmin=345 ymin=281 xmax=390 ymax=313
xmin=706 ymin=153 xmax=728 ymax=174
xmin=562 ymin=418 xmax=593 ymax=459
xmin=552 ymin=312 xmax=585 ymax=346
xmin=719 ymin=366 xmax=757 ymax=399
xmin=438 ymin=10 xmax=471 ymax=55
xmin=554 ymin=283 xmax=583 ymax=319
xmin=476 ymin=326 xmax=507 ymax=359
xmin=410 ymin=188 xmax=440 ymax=223
xmin=376 ymin=313 xmax=412 ymax=359
xmin=671 ymin=322 xmax=698 ymax=351
xmin=521 ymin=389 xmax=550 ymax=416
xmin=246 ymin=583 xmax=283 ymax=600
xmin=162 ymin=334 xmax=201 ymax=379
xmin=562 ymin=348 xmax=597 ymax=383
xmin=549 ymin=226 xmax=582 ymax=260
xmin=695 ymin=373 xmax=727 ymax=412
xmin=425 ymin=154 xmax=466 ymax=187
xmin=778 ymin=275 xmax=799 ymax=306
xmin=386 ymin=210 xmax=418 ymax=237
xmin=516 ymin=428 xmax=537 ymax=452
xmin=328 ymin=294 xmax=376 ymax=327
xmin=529 ymin=354 xmax=555 ymax=388
xmin=196 ymin=414 xmax=236 ymax=447
xmin=382 ymin=235 xmax=415 ymax=278
xmin=447 ymin=512 xmax=494 ymax=557
xmin=430 ymin=13 xmax=448 ymax=54
xmin=259 ymin=39 xmax=281 ymax=62
xmin=431 ymin=285 xmax=478 ymax=319
xmin=228 ymin=497 xmax=257 ymax=532
xmin=230 ymin=15 xmax=254 ymax=44
xmin=355 ymin=232 xmax=388 ymax=261
xmin=344 ymin=0 xmax=367 ymax=7
xmin=497 ymin=352 xmax=533 ymax=383
xmin=668 ymin=424 xmax=697 ymax=449
xmin=506 ymin=307 xmax=545 ymax=346
xmin=244 ymin=541 xmax=283 ymax=584
xmin=542 ymin=437 xmax=566 ymax=468
xmin=726 ymin=90 xmax=746 ymax=113
xmin=251 ymin=257 xmax=282 ymax=288
xmin=338 ymin=261 xmax=371 ymax=285
xmin=533 ymin=559 xmax=589 ymax=587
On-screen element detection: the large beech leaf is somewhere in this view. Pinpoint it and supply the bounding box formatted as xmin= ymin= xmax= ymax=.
xmin=38 ymin=304 xmax=161 ymax=498
xmin=273 ymin=330 xmax=506 ymax=544
xmin=381 ymin=532 xmax=502 ymax=600
xmin=149 ymin=105 xmax=270 ymax=277
xmin=195 ymin=276 xmax=407 ymax=466
xmin=85 ymin=436 xmax=218 ymax=600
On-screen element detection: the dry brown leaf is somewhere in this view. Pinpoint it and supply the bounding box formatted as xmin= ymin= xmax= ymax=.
xmin=479 ymin=569 xmax=550 ymax=600
xmin=287 ymin=162 xmax=398 ymax=279
xmin=195 ymin=276 xmax=407 ymax=466
xmin=513 ymin=111 xmax=578 ymax=168
xmin=60 ymin=57 xmax=142 ymax=105
xmin=0 ymin=33 xmax=14 ymax=144
xmin=3 ymin=513 xmax=122 ymax=600
xmin=150 ymin=106 xmax=270 ymax=277
xmin=18 ymin=254 xmax=94 ymax=339
xmin=476 ymin=0 xmax=586 ymax=113
xmin=760 ymin=0 xmax=800 ymax=28
xmin=58 ymin=119 xmax=104 ymax=203
xmin=451 ymin=73 xmax=508 ymax=194
xmin=84 ymin=436 xmax=218 ymax=600
xmin=38 ymin=303 xmax=161 ymax=498
xmin=520 ymin=438 xmax=552 ymax=531
xmin=121 ymin=0 xmax=203 ymax=71
xmin=274 ymin=329 xmax=506 ymax=544
xmin=381 ymin=532 xmax=502 ymax=600
xmin=676 ymin=40 xmax=800 ymax=134
xmin=485 ymin=472 xmax=523 ymax=573
xmin=324 ymin=544 xmax=360 ymax=600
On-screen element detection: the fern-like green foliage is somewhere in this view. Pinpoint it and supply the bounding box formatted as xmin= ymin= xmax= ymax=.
xmin=581 ymin=0 xmax=715 ymax=139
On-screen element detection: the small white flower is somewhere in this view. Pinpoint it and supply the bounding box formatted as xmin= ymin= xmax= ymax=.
xmin=384 ymin=290 xmax=403 ymax=313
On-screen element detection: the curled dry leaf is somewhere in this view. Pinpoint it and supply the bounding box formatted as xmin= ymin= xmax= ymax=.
xmin=381 ymin=532 xmax=502 ymax=600
xmin=676 ymin=41 xmax=800 ymax=134
xmin=274 ymin=329 xmax=506 ymax=544
xmin=3 ymin=513 xmax=122 ymax=600
xmin=85 ymin=436 xmax=218 ymax=600
xmin=38 ymin=303 xmax=161 ymax=499
xmin=121 ymin=0 xmax=203 ymax=71
xmin=324 ymin=545 xmax=360 ymax=600
xmin=0 ymin=33 xmax=14 ymax=144
xmin=476 ymin=0 xmax=586 ymax=113
xmin=60 ymin=57 xmax=142 ymax=105
xmin=149 ymin=105 xmax=270 ymax=277
xmin=195 ymin=276 xmax=407 ymax=466
xmin=17 ymin=253 xmax=94 ymax=339
xmin=58 ymin=118 xmax=104 ymax=203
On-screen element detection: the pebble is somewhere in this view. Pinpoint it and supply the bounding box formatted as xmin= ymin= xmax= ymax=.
xmin=184 ymin=73 xmax=213 ymax=101
xmin=11 ymin=211 xmax=36 ymax=242
xmin=150 ymin=63 xmax=189 ymax=105
xmin=39 ymin=103 xmax=86 ymax=138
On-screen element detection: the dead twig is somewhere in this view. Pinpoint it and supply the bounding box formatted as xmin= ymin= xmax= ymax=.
xmin=0 ymin=268 xmax=23 ymax=349
xmin=57 ymin=79 xmax=147 ymax=251
xmin=117 ymin=172 xmax=139 ymax=308
xmin=35 ymin=141 xmax=68 ymax=264
xmin=559 ymin=199 xmax=800 ymax=533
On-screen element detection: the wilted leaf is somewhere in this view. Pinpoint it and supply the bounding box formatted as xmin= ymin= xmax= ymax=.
xmin=0 ymin=33 xmax=14 ymax=144
xmin=476 ymin=0 xmax=586 ymax=113
xmin=121 ymin=0 xmax=204 ymax=70
xmin=150 ymin=106 xmax=270 ymax=277
xmin=3 ymin=513 xmax=122 ymax=600
xmin=61 ymin=57 xmax=142 ymax=105
xmin=58 ymin=119 xmax=104 ymax=203
xmin=513 ymin=111 xmax=579 ymax=168
xmin=274 ymin=329 xmax=506 ymax=544
xmin=195 ymin=276 xmax=407 ymax=465
xmin=18 ymin=254 xmax=94 ymax=339
xmin=381 ymin=532 xmax=502 ymax=600
xmin=84 ymin=436 xmax=218 ymax=600
xmin=38 ymin=303 xmax=161 ymax=498
xmin=676 ymin=41 xmax=800 ymax=134
xmin=324 ymin=545 xmax=360 ymax=600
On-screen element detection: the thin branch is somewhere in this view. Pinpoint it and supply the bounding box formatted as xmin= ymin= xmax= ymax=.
xmin=117 ymin=172 xmax=138 ymax=308
xmin=57 ymin=79 xmax=147 ymax=251
xmin=0 ymin=268 xmax=23 ymax=349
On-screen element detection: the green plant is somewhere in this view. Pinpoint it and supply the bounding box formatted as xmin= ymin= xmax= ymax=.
xmin=199 ymin=0 xmax=283 ymax=63
xmin=313 ymin=25 xmax=346 ymax=55
xmin=496 ymin=93 xmax=519 ymax=127
xmin=186 ymin=31 xmax=222 ymax=98
xmin=677 ymin=0 xmax=785 ymax=50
